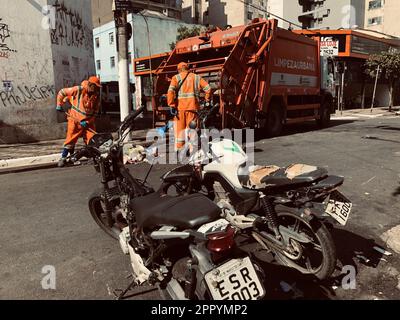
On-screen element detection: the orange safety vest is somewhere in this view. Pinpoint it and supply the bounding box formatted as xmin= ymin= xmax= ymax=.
xmin=57 ymin=85 xmax=100 ymax=124
xmin=167 ymin=72 xmax=211 ymax=111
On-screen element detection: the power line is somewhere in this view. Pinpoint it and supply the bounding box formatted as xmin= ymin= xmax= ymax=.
xmin=234 ymin=0 xmax=305 ymax=29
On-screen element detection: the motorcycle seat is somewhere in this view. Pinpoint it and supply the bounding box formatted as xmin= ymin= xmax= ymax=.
xmin=131 ymin=192 xmax=221 ymax=230
xmin=239 ymin=163 xmax=328 ymax=190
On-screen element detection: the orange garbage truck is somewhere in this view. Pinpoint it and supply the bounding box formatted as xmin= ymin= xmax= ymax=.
xmin=153 ymin=18 xmax=336 ymax=136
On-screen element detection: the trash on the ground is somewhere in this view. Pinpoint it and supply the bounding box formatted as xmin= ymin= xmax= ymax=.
xmin=365 ymin=192 xmax=370 ymax=195
xmin=123 ymin=145 xmax=146 ymax=164
xmin=280 ymin=281 xmax=292 ymax=293
xmin=380 ymin=258 xmax=388 ymax=262
xmin=362 ymin=135 xmax=378 ymax=140
xmin=356 ymin=255 xmax=371 ymax=263
xmin=332 ymin=285 xmax=338 ymax=290
xmin=397 ymin=277 xmax=400 ymax=291
xmin=373 ymin=246 xmax=393 ymax=256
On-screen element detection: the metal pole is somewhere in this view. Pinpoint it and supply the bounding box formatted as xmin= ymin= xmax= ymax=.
xmin=340 ymin=70 xmax=345 ymax=115
xmin=371 ymin=65 xmax=380 ymax=113
xmin=114 ymin=5 xmax=131 ymax=122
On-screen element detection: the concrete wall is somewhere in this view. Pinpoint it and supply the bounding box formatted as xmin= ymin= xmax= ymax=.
xmin=0 ymin=0 xmax=94 ymax=144
xmin=91 ymin=0 xmax=114 ymax=28
xmin=49 ymin=0 xmax=95 ymax=91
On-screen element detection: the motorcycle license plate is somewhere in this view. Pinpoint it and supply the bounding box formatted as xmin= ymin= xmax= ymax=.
xmin=205 ymin=257 xmax=265 ymax=300
xmin=325 ymin=191 xmax=352 ymax=226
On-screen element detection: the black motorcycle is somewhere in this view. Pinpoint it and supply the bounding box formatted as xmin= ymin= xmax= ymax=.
xmin=71 ymin=107 xmax=266 ymax=300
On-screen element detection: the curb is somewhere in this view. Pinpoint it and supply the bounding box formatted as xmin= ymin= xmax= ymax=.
xmin=0 ymin=138 xmax=154 ymax=175
xmin=0 ymin=154 xmax=60 ymax=175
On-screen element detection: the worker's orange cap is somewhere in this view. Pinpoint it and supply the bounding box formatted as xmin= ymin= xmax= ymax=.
xmin=177 ymin=62 xmax=189 ymax=72
xmin=88 ymin=76 xmax=102 ymax=88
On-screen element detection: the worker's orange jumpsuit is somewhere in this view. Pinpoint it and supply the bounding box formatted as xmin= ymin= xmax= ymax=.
xmin=167 ymin=72 xmax=211 ymax=150
xmin=57 ymin=84 xmax=100 ymax=150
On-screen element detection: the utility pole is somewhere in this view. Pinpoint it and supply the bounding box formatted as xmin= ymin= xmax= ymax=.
xmin=371 ymin=65 xmax=381 ymax=113
xmin=113 ymin=0 xmax=131 ymax=122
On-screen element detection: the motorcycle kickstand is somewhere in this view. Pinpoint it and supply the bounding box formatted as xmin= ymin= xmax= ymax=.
xmin=114 ymin=277 xmax=137 ymax=300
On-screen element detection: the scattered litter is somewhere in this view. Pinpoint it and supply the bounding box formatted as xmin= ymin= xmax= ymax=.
xmin=106 ymin=283 xmax=113 ymax=296
xmin=332 ymin=285 xmax=338 ymax=290
xmin=365 ymin=192 xmax=370 ymax=195
xmin=379 ymin=292 xmax=383 ymax=295
xmin=380 ymin=258 xmax=388 ymax=263
xmin=356 ymin=255 xmax=371 ymax=263
xmin=397 ymin=277 xmax=400 ymax=291
xmin=362 ymin=176 xmax=376 ymax=186
xmin=362 ymin=135 xmax=378 ymax=140
xmin=280 ymin=281 xmax=292 ymax=293
xmin=373 ymin=246 xmax=393 ymax=256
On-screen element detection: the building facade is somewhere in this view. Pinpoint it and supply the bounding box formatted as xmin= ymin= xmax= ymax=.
xmin=364 ymin=0 xmax=400 ymax=37
xmin=92 ymin=0 xmax=183 ymax=28
xmin=0 ymin=0 xmax=95 ymax=143
xmin=93 ymin=10 xmax=197 ymax=109
xmin=182 ymin=0 xmax=268 ymax=27
xmin=268 ymin=0 xmax=365 ymax=30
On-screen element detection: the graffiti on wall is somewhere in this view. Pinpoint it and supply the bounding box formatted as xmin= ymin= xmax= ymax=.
xmin=0 ymin=18 xmax=17 ymax=59
xmin=50 ymin=0 xmax=93 ymax=51
xmin=0 ymin=84 xmax=55 ymax=108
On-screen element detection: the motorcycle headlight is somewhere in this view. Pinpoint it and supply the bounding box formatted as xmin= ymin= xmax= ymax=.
xmin=98 ymin=139 xmax=113 ymax=153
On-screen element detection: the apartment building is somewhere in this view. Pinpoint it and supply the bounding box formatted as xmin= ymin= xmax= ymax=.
xmin=365 ymin=0 xmax=400 ymax=37
xmin=183 ymin=0 xmax=268 ymax=27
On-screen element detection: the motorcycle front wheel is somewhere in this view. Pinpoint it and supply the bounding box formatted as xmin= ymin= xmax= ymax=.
xmin=267 ymin=206 xmax=337 ymax=280
xmin=88 ymin=189 xmax=127 ymax=240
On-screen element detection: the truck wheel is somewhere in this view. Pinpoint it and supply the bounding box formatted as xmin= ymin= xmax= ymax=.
xmin=266 ymin=103 xmax=284 ymax=137
xmin=317 ymin=100 xmax=332 ymax=128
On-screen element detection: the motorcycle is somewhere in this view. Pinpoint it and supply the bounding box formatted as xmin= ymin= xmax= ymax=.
xmin=160 ymin=103 xmax=353 ymax=280
xmin=70 ymin=107 xmax=266 ymax=300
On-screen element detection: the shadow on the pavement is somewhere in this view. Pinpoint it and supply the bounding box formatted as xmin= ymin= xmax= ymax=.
xmin=331 ymin=228 xmax=384 ymax=271
xmin=375 ymin=125 xmax=400 ymax=132
xmin=255 ymin=120 xmax=357 ymax=142
xmin=257 ymin=260 xmax=337 ymax=300
xmin=392 ymin=185 xmax=400 ymax=197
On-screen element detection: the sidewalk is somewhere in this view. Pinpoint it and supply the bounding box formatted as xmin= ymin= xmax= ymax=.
xmin=332 ymin=107 xmax=400 ymax=120
xmin=0 ymin=129 xmax=150 ymax=174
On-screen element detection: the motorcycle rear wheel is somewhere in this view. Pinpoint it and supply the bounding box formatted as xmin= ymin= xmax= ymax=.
xmin=268 ymin=206 xmax=337 ymax=280
xmin=88 ymin=189 xmax=126 ymax=240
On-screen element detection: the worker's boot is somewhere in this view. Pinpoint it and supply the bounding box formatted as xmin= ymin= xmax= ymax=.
xmin=58 ymin=158 xmax=66 ymax=168
xmin=58 ymin=148 xmax=69 ymax=168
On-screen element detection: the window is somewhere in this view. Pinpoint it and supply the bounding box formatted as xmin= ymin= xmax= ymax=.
xmin=368 ymin=16 xmax=383 ymax=25
xmin=110 ymin=56 xmax=116 ymax=68
xmin=96 ymin=60 xmax=101 ymax=70
xmin=109 ymin=32 xmax=114 ymax=45
xmin=369 ymin=0 xmax=383 ymax=10
xmin=247 ymin=11 xmax=253 ymax=21
xmin=128 ymin=53 xmax=132 ymax=64
xmin=95 ymin=37 xmax=100 ymax=48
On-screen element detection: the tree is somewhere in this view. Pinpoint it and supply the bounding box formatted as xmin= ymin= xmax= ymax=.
xmin=365 ymin=49 xmax=400 ymax=112
xmin=170 ymin=25 xmax=206 ymax=50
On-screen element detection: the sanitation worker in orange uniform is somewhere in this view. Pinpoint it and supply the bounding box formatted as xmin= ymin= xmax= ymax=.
xmin=167 ymin=62 xmax=212 ymax=151
xmin=56 ymin=76 xmax=101 ymax=167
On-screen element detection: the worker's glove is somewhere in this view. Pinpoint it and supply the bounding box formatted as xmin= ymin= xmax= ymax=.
xmin=80 ymin=120 xmax=88 ymax=128
xmin=56 ymin=106 xmax=64 ymax=112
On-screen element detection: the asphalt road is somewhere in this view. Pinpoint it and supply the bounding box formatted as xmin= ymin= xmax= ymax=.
xmin=2 ymin=117 xmax=400 ymax=300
